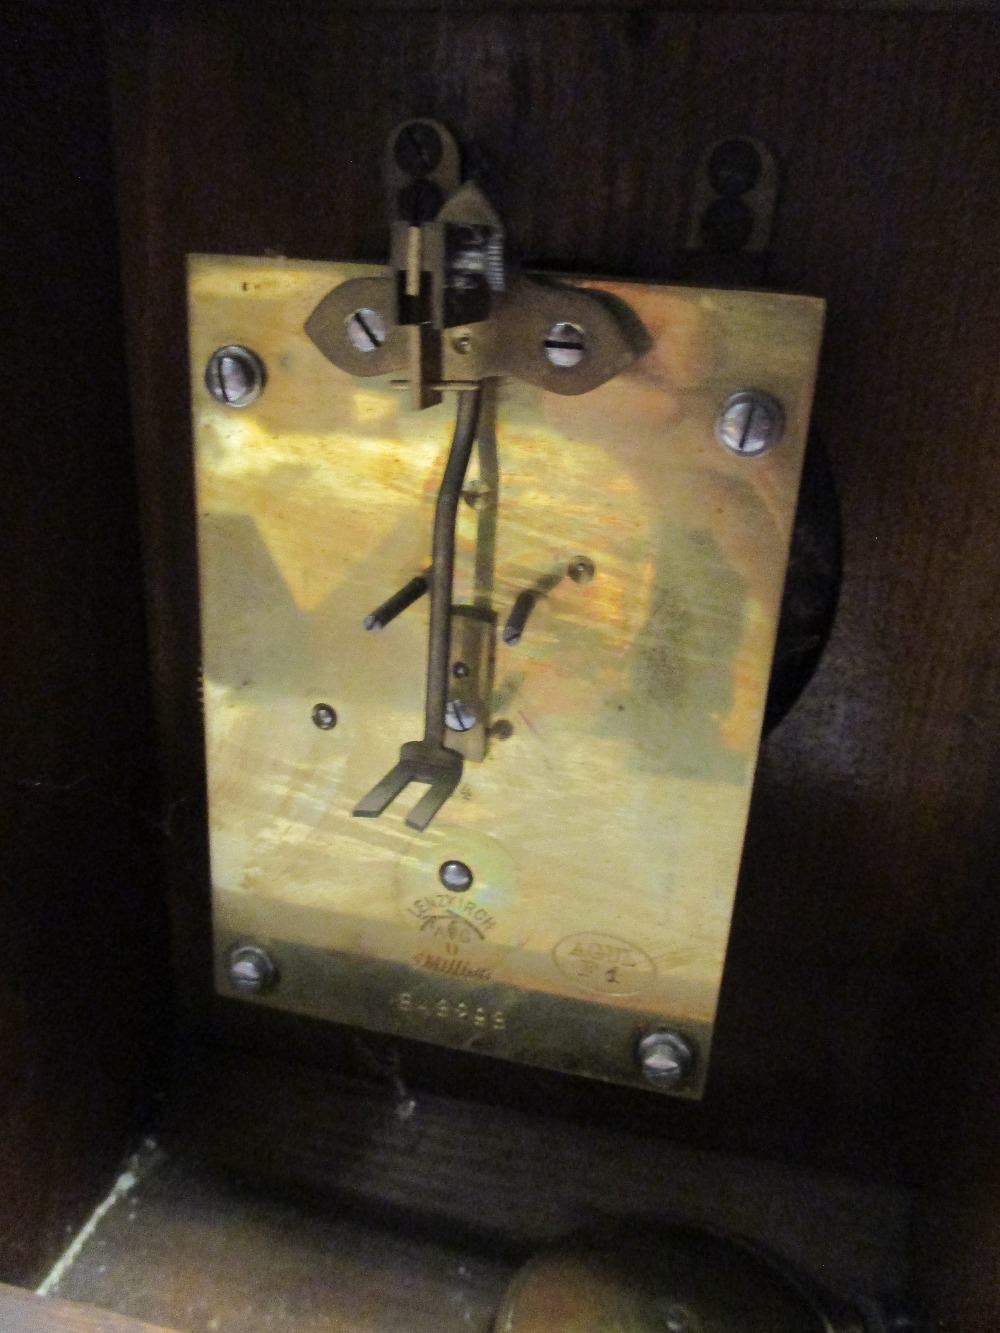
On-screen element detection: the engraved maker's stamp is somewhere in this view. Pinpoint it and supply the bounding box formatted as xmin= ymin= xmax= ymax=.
xmin=553 ymin=932 xmax=657 ymax=997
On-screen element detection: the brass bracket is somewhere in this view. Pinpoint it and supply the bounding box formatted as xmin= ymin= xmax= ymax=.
xmin=446 ymin=605 xmax=497 ymax=763
xmin=305 ymin=120 xmax=647 ymax=830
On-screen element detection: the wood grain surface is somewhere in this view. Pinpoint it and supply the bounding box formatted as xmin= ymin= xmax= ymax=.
xmin=41 ymin=1135 xmax=906 ymax=1332
xmin=176 ymin=1050 xmax=909 ymax=1303
xmin=0 ymin=2 xmax=169 ymax=1285
xmin=0 ymin=1286 xmax=176 ymax=1333
xmin=107 ymin=1 xmax=1000 ymax=1191
xmin=45 ymin=1152 xmax=515 ymax=1333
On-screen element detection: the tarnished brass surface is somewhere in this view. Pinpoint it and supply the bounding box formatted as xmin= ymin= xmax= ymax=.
xmin=494 ymin=1232 xmax=849 ymax=1333
xmin=189 ymin=254 xmax=823 ymax=1095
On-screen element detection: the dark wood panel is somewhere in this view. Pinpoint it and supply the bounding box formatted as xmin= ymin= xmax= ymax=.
xmin=108 ymin=2 xmax=1000 ymax=1187
xmin=0 ymin=1286 xmax=176 ymax=1333
xmin=45 ymin=1152 xmax=514 ymax=1333
xmin=105 ymin=0 xmax=1000 ymax=12
xmin=43 ymin=1130 xmax=906 ymax=1330
xmin=913 ymin=807 xmax=1000 ymax=1333
xmin=0 ymin=2 xmax=170 ymax=1285
xmin=168 ymin=1048 xmax=909 ymax=1305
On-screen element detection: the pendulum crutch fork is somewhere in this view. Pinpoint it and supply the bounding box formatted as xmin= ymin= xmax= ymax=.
xmin=353 ymin=385 xmax=482 ymax=831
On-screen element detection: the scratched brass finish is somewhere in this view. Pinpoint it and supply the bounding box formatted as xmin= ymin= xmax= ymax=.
xmin=189 ymin=255 xmax=824 ymax=1096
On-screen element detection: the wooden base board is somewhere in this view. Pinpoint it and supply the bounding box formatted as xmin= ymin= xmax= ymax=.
xmin=30 ymin=1051 xmax=911 ymax=1331
xmin=0 ymin=1285 xmax=174 ymax=1333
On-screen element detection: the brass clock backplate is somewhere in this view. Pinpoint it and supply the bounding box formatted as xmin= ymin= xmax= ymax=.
xmin=189 ymin=255 xmax=824 ymax=1097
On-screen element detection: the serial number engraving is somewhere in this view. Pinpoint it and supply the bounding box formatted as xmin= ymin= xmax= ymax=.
xmin=398 ymin=991 xmax=506 ymax=1030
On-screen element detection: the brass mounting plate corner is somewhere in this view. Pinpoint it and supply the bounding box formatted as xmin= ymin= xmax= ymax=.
xmin=189 ymin=254 xmax=824 ymax=1097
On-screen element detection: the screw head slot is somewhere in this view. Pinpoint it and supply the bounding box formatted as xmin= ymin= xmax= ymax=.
xmin=205 ymin=345 xmax=266 ymax=408
xmin=393 ymin=121 xmax=444 ymax=175
xmin=346 ymin=308 xmax=388 ymax=353
xmin=445 ymin=699 xmax=478 ymax=732
xmin=544 ymin=321 xmax=587 ymax=369
xmin=715 ymin=390 xmax=785 ymax=457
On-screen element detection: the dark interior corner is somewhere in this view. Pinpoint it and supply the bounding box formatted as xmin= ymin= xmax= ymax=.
xmin=1 ymin=0 xmax=170 ymax=1285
